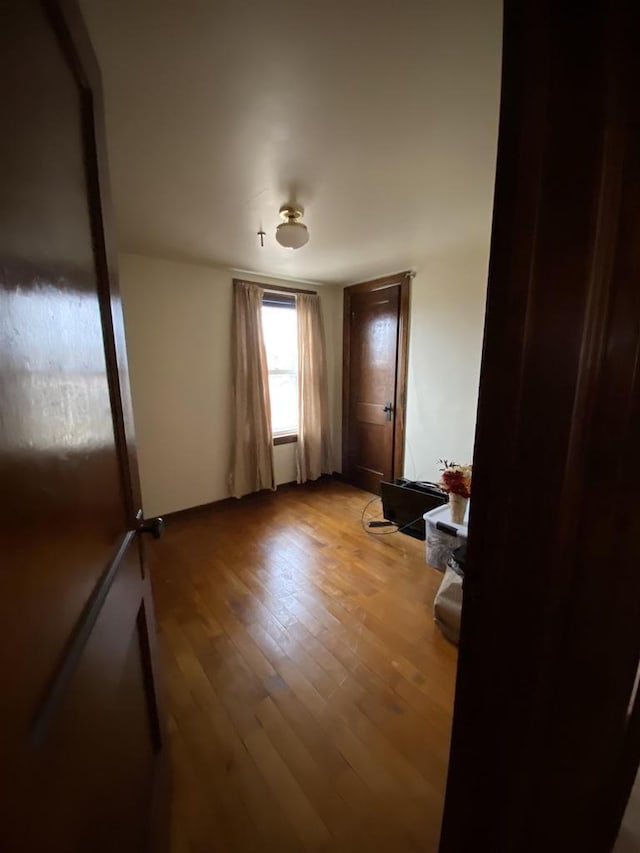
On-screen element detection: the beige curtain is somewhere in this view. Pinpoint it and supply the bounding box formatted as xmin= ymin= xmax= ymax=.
xmin=229 ymin=281 xmax=275 ymax=498
xmin=296 ymin=292 xmax=332 ymax=483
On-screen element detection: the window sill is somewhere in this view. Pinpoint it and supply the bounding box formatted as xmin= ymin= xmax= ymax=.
xmin=273 ymin=433 xmax=298 ymax=446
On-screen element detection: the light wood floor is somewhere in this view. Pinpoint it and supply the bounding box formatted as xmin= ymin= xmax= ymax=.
xmin=150 ymin=480 xmax=458 ymax=853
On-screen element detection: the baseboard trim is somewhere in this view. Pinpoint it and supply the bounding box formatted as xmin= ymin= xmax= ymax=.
xmin=158 ymin=498 xmax=234 ymax=524
xmin=157 ymin=473 xmax=343 ymax=525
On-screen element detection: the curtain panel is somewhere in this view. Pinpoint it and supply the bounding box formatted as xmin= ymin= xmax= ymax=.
xmin=228 ymin=281 xmax=275 ymax=498
xmin=296 ymin=292 xmax=332 ymax=483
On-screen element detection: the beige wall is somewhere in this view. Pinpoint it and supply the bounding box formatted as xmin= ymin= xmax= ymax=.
xmin=403 ymin=243 xmax=491 ymax=484
xmin=119 ymin=253 xmax=342 ymax=517
xmin=121 ymin=242 xmax=492 ymax=517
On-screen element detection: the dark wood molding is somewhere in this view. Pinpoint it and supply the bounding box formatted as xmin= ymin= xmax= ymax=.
xmin=440 ymin=2 xmax=640 ymax=850
xmin=159 ymin=475 xmax=344 ymax=525
xmin=393 ymin=277 xmax=411 ymax=479
xmin=135 ymin=602 xmax=163 ymax=754
xmin=159 ymin=498 xmax=237 ymax=524
xmin=342 ymin=271 xmax=411 ymax=484
xmin=147 ymin=743 xmax=170 ymax=853
xmin=30 ymin=529 xmax=136 ymax=747
xmin=341 ymin=295 xmax=351 ymax=482
xmin=344 ymin=270 xmax=412 ymax=294
xmin=233 ymin=277 xmax=317 ymax=296
xmin=273 ymin=433 xmax=298 ymax=446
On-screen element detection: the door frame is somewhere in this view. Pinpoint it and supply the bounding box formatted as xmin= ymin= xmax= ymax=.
xmin=440 ymin=1 xmax=640 ymax=850
xmin=342 ymin=271 xmax=412 ymax=486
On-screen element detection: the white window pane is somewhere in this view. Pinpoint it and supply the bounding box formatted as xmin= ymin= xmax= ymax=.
xmin=262 ymin=303 xmax=299 ymax=434
xmin=268 ymin=372 xmax=298 ymax=434
xmin=262 ymin=305 xmax=297 ymax=372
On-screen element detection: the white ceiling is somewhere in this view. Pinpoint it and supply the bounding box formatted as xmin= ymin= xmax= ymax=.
xmin=80 ymin=0 xmax=502 ymax=285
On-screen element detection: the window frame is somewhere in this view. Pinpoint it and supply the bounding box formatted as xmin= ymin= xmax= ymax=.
xmin=261 ymin=291 xmax=299 ymax=444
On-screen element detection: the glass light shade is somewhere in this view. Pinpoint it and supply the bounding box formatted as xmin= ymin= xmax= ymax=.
xmin=275 ymin=221 xmax=309 ymax=249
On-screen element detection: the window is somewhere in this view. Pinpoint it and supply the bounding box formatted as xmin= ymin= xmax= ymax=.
xmin=261 ymin=294 xmax=298 ymax=439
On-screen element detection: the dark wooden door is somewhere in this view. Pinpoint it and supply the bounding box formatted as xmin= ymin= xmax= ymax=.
xmin=342 ymin=273 xmax=410 ymax=494
xmin=440 ymin=1 xmax=640 ymax=851
xmin=0 ymin=2 xmax=166 ymax=851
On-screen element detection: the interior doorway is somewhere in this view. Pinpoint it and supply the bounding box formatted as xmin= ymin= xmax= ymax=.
xmin=342 ymin=271 xmax=411 ymax=494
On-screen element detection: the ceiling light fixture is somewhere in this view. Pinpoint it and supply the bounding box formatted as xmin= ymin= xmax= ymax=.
xmin=275 ymin=204 xmax=309 ymax=250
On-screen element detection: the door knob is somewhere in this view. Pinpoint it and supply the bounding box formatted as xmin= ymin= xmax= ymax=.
xmin=383 ymin=402 xmax=394 ymax=421
xmin=139 ymin=517 xmax=165 ymax=539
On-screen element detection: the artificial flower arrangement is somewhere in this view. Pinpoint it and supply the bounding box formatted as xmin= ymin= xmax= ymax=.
xmin=438 ymin=460 xmax=472 ymax=498
xmin=438 ymin=460 xmax=472 ymax=523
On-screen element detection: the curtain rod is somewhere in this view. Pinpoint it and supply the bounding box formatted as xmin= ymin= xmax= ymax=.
xmin=233 ymin=278 xmax=317 ymax=296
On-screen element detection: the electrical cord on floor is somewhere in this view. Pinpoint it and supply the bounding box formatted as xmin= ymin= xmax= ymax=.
xmin=360 ymin=496 xmax=426 ymax=537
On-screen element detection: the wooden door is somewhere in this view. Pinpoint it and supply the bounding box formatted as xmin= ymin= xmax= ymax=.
xmin=342 ymin=273 xmax=411 ymax=494
xmin=0 ymin=2 xmax=166 ymax=851
xmin=440 ymin=1 xmax=640 ymax=851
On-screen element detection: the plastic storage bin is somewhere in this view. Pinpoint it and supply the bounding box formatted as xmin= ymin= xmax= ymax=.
xmin=423 ymin=504 xmax=469 ymax=571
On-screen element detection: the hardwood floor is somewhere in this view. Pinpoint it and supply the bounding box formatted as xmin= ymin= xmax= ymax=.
xmin=149 ymin=479 xmax=457 ymax=852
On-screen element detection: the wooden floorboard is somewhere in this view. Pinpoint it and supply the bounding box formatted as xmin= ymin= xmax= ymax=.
xmin=149 ymin=480 xmax=457 ymax=852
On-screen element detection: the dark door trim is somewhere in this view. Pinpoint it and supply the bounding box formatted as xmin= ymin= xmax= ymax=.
xmin=440 ymin=1 xmax=640 ymax=850
xmin=342 ymin=271 xmax=411 ymax=484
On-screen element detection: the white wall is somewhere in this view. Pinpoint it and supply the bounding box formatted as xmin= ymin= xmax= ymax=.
xmin=403 ymin=243 xmax=491 ymax=483
xmin=119 ymin=253 xmax=342 ymax=518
